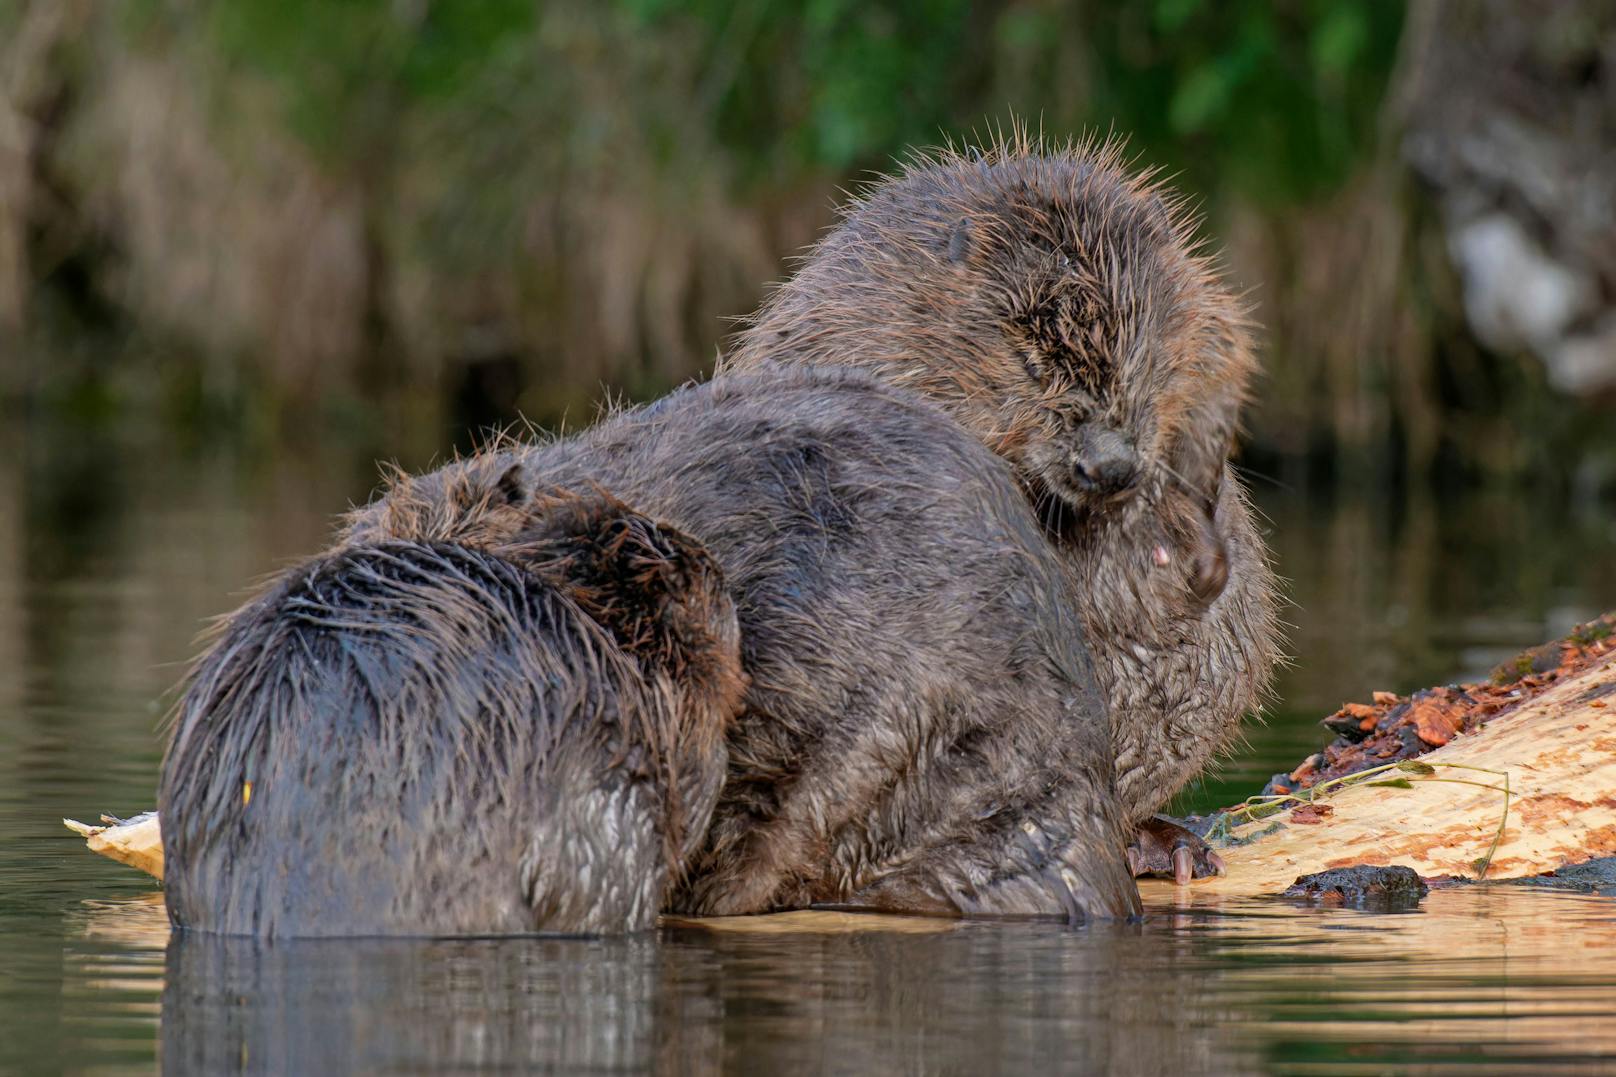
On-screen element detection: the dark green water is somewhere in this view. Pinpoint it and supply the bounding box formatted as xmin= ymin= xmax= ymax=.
xmin=3 ymin=419 xmax=1615 ymax=1075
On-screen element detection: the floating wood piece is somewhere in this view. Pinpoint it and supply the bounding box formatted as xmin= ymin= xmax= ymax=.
xmin=64 ymin=812 xmax=164 ymax=880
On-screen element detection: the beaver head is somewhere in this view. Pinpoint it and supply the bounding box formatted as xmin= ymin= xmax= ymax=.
xmin=727 ymin=137 xmax=1255 ymax=604
xmin=346 ymin=455 xmax=748 ymax=793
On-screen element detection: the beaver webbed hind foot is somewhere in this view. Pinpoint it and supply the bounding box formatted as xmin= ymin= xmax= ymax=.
xmin=1127 ymin=815 xmax=1225 ymax=885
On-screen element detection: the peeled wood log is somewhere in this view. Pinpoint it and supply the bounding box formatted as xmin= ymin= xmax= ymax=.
xmin=1141 ymin=648 xmax=1616 ymax=902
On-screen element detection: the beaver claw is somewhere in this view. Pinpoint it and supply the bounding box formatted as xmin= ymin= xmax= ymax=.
xmin=1126 ymin=816 xmax=1225 ymax=885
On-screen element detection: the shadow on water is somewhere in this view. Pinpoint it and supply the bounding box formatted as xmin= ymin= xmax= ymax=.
xmin=2 ymin=410 xmax=1616 ymax=1073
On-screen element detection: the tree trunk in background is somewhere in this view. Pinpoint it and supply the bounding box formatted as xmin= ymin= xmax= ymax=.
xmin=1 ymin=0 xmax=1612 ymax=468
xmin=0 ymin=1 xmax=87 ymax=336
xmin=1401 ymin=0 xmax=1616 ymax=400
xmin=1232 ymin=0 xmax=1616 ymax=481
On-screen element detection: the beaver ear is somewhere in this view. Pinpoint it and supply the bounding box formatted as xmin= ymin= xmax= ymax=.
xmin=946 ymin=217 xmax=974 ymax=264
xmin=494 ymin=463 xmax=526 ymax=507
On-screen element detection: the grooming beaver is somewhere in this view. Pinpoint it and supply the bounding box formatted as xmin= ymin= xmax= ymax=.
xmin=160 ymin=494 xmax=746 ymax=937
xmin=345 ymin=365 xmax=1141 ymax=922
xmin=723 ymin=138 xmax=1283 ymax=881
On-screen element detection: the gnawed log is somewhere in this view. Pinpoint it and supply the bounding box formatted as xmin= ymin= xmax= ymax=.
xmin=1141 ymin=645 xmax=1616 ymax=902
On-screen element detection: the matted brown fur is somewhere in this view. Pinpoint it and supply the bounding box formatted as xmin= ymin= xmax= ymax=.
xmin=727 ymin=129 xmax=1254 ymax=513
xmin=724 ymin=131 xmax=1282 ymax=826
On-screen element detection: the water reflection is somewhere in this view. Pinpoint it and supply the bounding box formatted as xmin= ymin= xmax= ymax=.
xmin=51 ymin=890 xmax=1616 ymax=1076
xmin=1149 ymin=887 xmax=1616 ymax=1073
xmin=154 ymin=915 xmax=1244 ymax=1076
xmin=163 ymin=933 xmax=683 ymax=1074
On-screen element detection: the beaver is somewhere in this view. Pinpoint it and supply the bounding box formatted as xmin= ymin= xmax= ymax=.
xmin=345 ymin=365 xmax=1142 ymax=922
xmin=160 ymin=492 xmax=747 ymax=937
xmin=722 ymin=137 xmax=1283 ymax=881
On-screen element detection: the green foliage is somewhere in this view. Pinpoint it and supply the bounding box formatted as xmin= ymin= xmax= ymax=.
xmin=20 ymin=0 xmax=1416 ymax=438
xmin=618 ymin=0 xmax=986 ymax=180
xmin=178 ymin=0 xmax=1403 ymax=202
xmin=1009 ymin=0 xmax=1405 ymax=202
xmin=201 ymin=0 xmax=537 ymax=157
xmin=618 ymin=0 xmax=1404 ymax=198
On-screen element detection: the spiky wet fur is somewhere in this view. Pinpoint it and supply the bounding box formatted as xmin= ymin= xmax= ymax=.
xmin=345 ymin=366 xmax=1142 ymax=923
xmin=160 ymin=496 xmax=745 ymax=938
xmin=723 ymin=133 xmax=1282 ymax=821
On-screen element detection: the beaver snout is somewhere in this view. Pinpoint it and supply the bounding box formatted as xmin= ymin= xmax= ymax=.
xmin=1070 ymin=425 xmax=1139 ymax=498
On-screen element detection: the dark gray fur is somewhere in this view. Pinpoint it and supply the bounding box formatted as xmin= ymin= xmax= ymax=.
xmin=161 ymin=499 xmax=743 ymax=938
xmin=346 ymin=366 xmax=1142 ymax=922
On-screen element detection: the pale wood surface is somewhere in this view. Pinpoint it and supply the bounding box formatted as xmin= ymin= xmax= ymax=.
xmin=64 ymin=814 xmax=164 ymax=880
xmin=1142 ymin=650 xmax=1616 ymax=901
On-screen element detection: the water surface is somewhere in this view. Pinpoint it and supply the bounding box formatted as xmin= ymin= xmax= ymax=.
xmin=3 ymin=420 xmax=1614 ymax=1074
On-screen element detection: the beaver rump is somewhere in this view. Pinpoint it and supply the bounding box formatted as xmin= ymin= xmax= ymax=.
xmin=160 ymin=495 xmax=745 ymax=938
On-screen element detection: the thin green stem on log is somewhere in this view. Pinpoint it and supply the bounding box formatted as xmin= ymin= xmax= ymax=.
xmin=1217 ymin=759 xmax=1512 ymax=879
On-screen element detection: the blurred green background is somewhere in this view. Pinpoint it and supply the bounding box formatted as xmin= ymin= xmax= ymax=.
xmin=5 ymin=0 xmax=1613 ymax=483
xmin=2 ymin=0 xmax=1615 ymax=798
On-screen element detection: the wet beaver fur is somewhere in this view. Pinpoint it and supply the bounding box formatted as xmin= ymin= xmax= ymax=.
xmin=160 ymin=494 xmax=746 ymax=937
xmin=723 ymin=136 xmax=1283 ymax=878
xmin=344 ymin=365 xmax=1141 ymax=922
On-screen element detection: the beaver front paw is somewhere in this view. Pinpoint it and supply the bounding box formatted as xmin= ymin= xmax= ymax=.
xmin=1126 ymin=815 xmax=1224 ymax=885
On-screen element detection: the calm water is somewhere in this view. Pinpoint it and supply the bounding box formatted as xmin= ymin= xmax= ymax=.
xmin=3 ymin=419 xmax=1616 ymax=1075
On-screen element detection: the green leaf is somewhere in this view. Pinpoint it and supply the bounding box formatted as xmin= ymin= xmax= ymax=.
xmin=1365 ymin=778 xmax=1414 ymax=789
xmin=996 ymin=8 xmax=1049 ymax=50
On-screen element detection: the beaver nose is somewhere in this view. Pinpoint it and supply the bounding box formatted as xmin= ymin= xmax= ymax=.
xmin=1071 ymin=426 xmax=1139 ymax=497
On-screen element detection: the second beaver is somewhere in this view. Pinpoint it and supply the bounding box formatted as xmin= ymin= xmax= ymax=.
xmin=724 ymin=138 xmax=1283 ymax=879
xmin=161 ymin=494 xmax=745 ymax=937
xmin=346 ymin=365 xmax=1141 ymax=922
